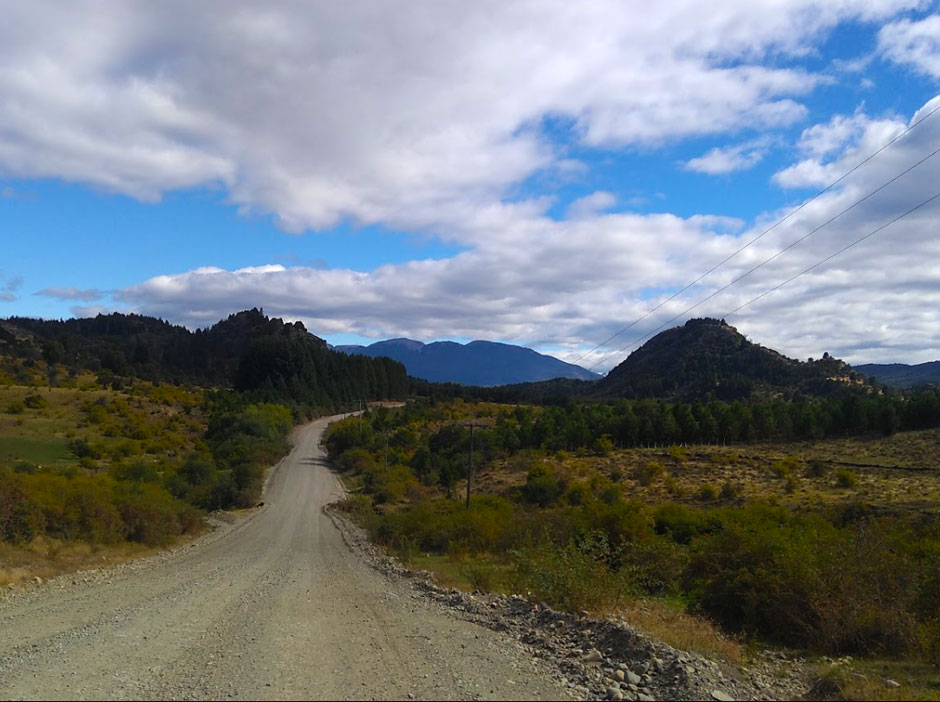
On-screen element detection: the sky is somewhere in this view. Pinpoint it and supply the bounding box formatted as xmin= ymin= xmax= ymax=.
xmin=1 ymin=1 xmax=940 ymax=372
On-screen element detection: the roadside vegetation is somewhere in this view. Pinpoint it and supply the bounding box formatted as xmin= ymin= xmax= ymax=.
xmin=326 ymin=397 xmax=940 ymax=698
xmin=0 ymin=372 xmax=293 ymax=583
xmin=0 ymin=309 xmax=407 ymax=585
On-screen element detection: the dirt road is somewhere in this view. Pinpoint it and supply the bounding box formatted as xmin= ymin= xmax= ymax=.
xmin=0 ymin=416 xmax=570 ymax=700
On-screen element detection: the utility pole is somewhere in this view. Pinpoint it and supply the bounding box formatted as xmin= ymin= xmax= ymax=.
xmin=465 ymin=423 xmax=477 ymax=509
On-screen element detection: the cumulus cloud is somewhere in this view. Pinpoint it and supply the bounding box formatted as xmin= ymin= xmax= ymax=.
xmin=6 ymin=3 xmax=939 ymax=370
xmin=112 ymin=95 xmax=940 ymax=370
xmin=566 ymin=191 xmax=617 ymax=219
xmin=773 ymin=109 xmax=909 ymax=188
xmin=684 ymin=139 xmax=770 ymax=174
xmin=879 ymin=14 xmax=940 ymax=78
xmin=0 ymin=0 xmax=921 ymax=235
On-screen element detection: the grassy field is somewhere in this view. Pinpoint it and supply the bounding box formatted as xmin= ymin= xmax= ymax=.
xmin=0 ymin=379 xmax=209 ymax=583
xmin=473 ymin=428 xmax=940 ymax=515
xmin=0 ymin=381 xmax=206 ymax=472
xmin=0 ymin=436 xmax=71 ymax=466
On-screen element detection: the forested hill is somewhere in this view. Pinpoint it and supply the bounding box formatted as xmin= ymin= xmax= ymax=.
xmin=0 ymin=309 xmax=407 ymax=407
xmin=593 ymin=318 xmax=871 ymax=402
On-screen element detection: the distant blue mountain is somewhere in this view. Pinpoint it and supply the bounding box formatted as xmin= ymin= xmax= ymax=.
xmin=853 ymin=361 xmax=940 ymax=389
xmin=335 ymin=338 xmax=599 ymax=386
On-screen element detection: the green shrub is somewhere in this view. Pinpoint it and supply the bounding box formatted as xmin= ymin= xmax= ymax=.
xmin=805 ymin=459 xmax=828 ymax=478
xmin=464 ymin=563 xmax=496 ymax=592
xmin=835 ymin=469 xmax=858 ymax=488
xmin=684 ymin=506 xmax=922 ymax=654
xmin=654 ymin=503 xmax=711 ymax=545
xmin=564 ymin=482 xmax=591 ymax=505
xmin=663 ymin=474 xmax=684 ymax=496
xmin=698 ymin=484 xmax=719 ymax=501
xmin=784 ymin=474 xmax=800 ymax=493
xmin=510 ymin=533 xmax=626 ymax=613
xmin=0 ymin=476 xmax=43 ymax=542
xmin=5 ymin=400 xmax=25 ymax=414
xmin=111 ymin=460 xmax=161 ymax=483
xmin=635 ymin=461 xmax=665 ymax=486
xmin=67 ymin=437 xmax=102 ymax=460
xmin=522 ymin=464 xmax=565 ymax=507
xmin=593 ymin=435 xmax=614 ymax=456
xmin=618 ymin=538 xmax=687 ymax=595
xmin=338 ymin=448 xmax=377 ymax=474
xmin=113 ymin=483 xmax=182 ymax=546
xmin=668 ymin=444 xmax=688 ymax=463
xmin=23 ymin=394 xmax=48 ymax=410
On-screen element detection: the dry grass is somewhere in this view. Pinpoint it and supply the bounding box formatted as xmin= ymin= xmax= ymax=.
xmin=811 ymin=659 xmax=940 ymax=701
xmin=405 ymin=551 xmax=748 ymax=667
xmin=476 ymin=428 xmax=940 ymax=514
xmin=0 ymin=535 xmax=204 ymax=587
xmin=612 ymin=598 xmax=747 ymax=665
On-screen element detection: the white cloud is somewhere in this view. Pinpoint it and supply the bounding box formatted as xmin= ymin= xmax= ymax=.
xmin=684 ymin=139 xmax=770 ymax=174
xmin=0 ymin=0 xmax=922 ymax=235
xmin=6 ymin=3 xmax=940 ymax=371
xmin=566 ymin=191 xmax=617 ymax=219
xmin=879 ymin=14 xmax=940 ymax=78
xmin=112 ymin=95 xmax=940 ymax=370
xmin=773 ymin=109 xmax=909 ymax=188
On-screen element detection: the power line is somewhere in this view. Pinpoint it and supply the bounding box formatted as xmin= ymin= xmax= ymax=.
xmin=568 ymin=98 xmax=940 ymax=368
xmin=720 ymin=189 xmax=940 ymax=320
xmin=586 ymin=149 xmax=940 ymax=372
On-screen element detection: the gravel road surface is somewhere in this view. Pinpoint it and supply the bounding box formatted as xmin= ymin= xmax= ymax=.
xmin=0 ymin=415 xmax=571 ymax=700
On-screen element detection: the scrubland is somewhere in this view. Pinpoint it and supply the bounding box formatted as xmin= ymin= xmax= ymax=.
xmin=327 ymin=399 xmax=940 ymax=700
xmin=0 ymin=367 xmax=291 ymax=584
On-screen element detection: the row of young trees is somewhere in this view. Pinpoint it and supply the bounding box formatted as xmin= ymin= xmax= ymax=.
xmin=324 ymin=390 xmax=940 ymax=500
xmin=469 ymin=391 xmax=940 ymax=456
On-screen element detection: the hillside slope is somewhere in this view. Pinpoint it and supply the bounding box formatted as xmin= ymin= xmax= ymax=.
xmin=594 ymin=318 xmax=868 ymax=401
xmin=0 ymin=309 xmax=407 ymax=405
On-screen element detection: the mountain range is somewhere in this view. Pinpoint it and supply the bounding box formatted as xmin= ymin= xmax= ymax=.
xmin=853 ymin=362 xmax=940 ymax=389
xmin=335 ymin=338 xmax=599 ymax=386
xmin=5 ymin=308 xmax=933 ymax=400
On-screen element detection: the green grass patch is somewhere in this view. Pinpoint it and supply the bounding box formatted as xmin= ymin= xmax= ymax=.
xmin=0 ymin=436 xmax=71 ymax=466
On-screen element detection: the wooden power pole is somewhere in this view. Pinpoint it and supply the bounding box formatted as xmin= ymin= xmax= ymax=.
xmin=465 ymin=423 xmax=477 ymax=509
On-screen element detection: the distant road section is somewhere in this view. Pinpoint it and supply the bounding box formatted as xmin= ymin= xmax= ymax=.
xmin=0 ymin=415 xmax=567 ymax=700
